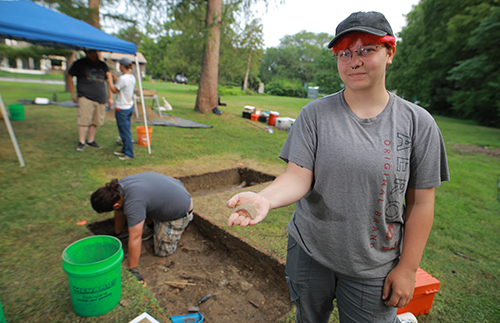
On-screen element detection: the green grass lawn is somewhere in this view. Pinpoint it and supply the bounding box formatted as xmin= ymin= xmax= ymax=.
xmin=0 ymin=80 xmax=499 ymax=322
xmin=0 ymin=69 xmax=65 ymax=81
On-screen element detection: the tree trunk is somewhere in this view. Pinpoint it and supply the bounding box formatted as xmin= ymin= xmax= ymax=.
xmin=88 ymin=0 xmax=100 ymax=29
xmin=64 ymin=0 xmax=100 ymax=92
xmin=194 ymin=0 xmax=222 ymax=113
xmin=242 ymin=53 xmax=251 ymax=91
xmin=65 ymin=51 xmax=78 ymax=92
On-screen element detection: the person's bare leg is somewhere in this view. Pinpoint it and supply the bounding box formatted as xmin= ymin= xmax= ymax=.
xmin=78 ymin=125 xmax=89 ymax=143
xmin=87 ymin=125 xmax=97 ymax=143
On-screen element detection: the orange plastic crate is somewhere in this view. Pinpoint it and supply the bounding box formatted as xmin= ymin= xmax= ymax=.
xmin=397 ymin=267 xmax=440 ymax=316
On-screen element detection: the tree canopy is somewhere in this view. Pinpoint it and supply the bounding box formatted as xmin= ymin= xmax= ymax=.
xmin=258 ymin=30 xmax=343 ymax=97
xmin=386 ymin=0 xmax=500 ymax=127
xmin=132 ymin=0 xmax=261 ymax=88
xmin=31 ymin=0 xmax=500 ymax=125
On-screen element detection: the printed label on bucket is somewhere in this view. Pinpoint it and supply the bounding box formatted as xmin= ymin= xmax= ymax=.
xmin=73 ymin=277 xmax=117 ymax=303
xmin=73 ymin=277 xmax=117 ymax=295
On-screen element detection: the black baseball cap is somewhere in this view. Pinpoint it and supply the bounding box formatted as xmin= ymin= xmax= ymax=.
xmin=328 ymin=11 xmax=394 ymax=48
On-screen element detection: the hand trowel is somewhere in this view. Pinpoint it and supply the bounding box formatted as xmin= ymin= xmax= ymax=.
xmin=188 ymin=294 xmax=212 ymax=312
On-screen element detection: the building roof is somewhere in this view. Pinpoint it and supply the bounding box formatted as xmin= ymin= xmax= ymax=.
xmin=100 ymin=52 xmax=147 ymax=64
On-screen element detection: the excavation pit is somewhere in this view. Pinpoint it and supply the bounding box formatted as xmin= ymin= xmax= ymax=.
xmin=87 ymin=168 xmax=293 ymax=322
xmin=174 ymin=167 xmax=276 ymax=197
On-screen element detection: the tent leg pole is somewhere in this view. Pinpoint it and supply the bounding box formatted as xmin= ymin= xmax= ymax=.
xmin=0 ymin=94 xmax=25 ymax=167
xmin=155 ymin=94 xmax=162 ymax=118
xmin=133 ymin=94 xmax=139 ymax=119
xmin=135 ymin=56 xmax=150 ymax=154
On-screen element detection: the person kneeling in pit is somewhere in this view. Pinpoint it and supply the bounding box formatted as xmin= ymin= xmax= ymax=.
xmin=91 ymin=172 xmax=194 ymax=284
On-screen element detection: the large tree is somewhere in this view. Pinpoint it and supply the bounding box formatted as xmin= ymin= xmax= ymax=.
xmin=35 ymin=0 xmax=134 ymax=91
xmin=35 ymin=0 xmax=133 ymax=29
xmin=313 ymin=47 xmax=343 ymax=96
xmin=35 ymin=0 xmax=97 ymax=24
xmin=446 ymin=6 xmax=500 ymax=126
xmin=239 ymin=18 xmax=264 ymax=91
xmin=192 ymin=0 xmax=279 ymax=113
xmin=194 ymin=0 xmax=222 ymax=113
xmin=35 ymin=0 xmax=103 ymax=91
xmin=54 ymin=0 xmax=278 ymax=113
xmin=136 ymin=0 xmax=241 ymax=84
xmin=113 ymin=24 xmax=144 ymax=47
xmin=386 ymin=0 xmax=499 ymax=126
xmin=259 ymin=30 xmax=334 ymax=95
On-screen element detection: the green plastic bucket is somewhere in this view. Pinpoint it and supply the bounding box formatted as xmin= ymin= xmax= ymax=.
xmin=8 ymin=104 xmax=24 ymax=121
xmin=62 ymin=235 xmax=124 ymax=317
xmin=0 ymin=297 xmax=6 ymax=323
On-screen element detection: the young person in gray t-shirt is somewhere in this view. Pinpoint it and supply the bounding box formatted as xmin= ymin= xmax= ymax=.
xmin=91 ymin=172 xmax=194 ymax=284
xmin=227 ymin=11 xmax=449 ymax=323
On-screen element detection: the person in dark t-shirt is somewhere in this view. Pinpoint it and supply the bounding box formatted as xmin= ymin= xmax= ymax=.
xmin=66 ymin=50 xmax=113 ymax=151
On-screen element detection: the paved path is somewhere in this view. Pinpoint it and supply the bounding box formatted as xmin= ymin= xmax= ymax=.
xmin=0 ymin=76 xmax=64 ymax=85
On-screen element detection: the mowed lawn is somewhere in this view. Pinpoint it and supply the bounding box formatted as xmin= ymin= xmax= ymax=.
xmin=0 ymin=80 xmax=499 ymax=323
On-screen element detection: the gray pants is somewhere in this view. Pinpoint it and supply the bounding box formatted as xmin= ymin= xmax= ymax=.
xmin=285 ymin=235 xmax=401 ymax=323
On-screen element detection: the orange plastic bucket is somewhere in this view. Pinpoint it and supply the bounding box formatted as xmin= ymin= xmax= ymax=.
xmin=268 ymin=111 xmax=279 ymax=126
xmin=250 ymin=113 xmax=259 ymax=121
xmin=136 ymin=126 xmax=152 ymax=147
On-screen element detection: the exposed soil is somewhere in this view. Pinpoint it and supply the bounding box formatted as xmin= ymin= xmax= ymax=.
xmin=87 ymin=167 xmax=293 ymax=322
xmin=175 ymin=168 xmax=276 ymax=197
xmin=453 ymin=143 xmax=500 ymax=157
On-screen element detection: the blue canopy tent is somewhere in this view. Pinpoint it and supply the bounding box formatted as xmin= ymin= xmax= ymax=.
xmin=0 ymin=0 xmax=136 ymax=53
xmin=0 ymin=0 xmax=151 ymax=166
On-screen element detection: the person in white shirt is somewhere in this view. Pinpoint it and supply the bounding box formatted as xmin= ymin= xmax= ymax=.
xmin=106 ymin=57 xmax=136 ymax=160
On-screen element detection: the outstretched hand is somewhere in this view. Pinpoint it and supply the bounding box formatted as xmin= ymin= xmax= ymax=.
xmin=226 ymin=192 xmax=270 ymax=227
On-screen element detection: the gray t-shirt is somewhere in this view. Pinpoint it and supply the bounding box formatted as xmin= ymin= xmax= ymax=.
xmin=280 ymin=91 xmax=449 ymax=280
xmin=119 ymin=172 xmax=192 ymax=227
xmin=68 ymin=58 xmax=109 ymax=104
